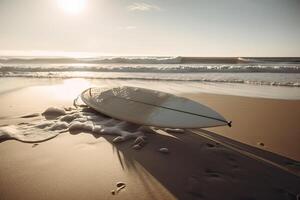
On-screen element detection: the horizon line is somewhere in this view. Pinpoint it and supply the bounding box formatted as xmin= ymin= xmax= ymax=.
xmin=1 ymin=50 xmax=300 ymax=58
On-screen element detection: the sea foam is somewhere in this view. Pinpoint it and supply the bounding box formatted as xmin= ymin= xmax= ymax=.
xmin=0 ymin=106 xmax=164 ymax=146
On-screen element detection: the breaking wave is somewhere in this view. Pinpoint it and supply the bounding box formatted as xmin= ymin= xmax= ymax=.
xmin=0 ymin=61 xmax=300 ymax=87
xmin=0 ymin=72 xmax=299 ymax=87
xmin=1 ymin=64 xmax=300 ymax=73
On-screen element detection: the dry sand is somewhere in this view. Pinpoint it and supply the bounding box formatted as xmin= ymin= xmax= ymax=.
xmin=185 ymin=93 xmax=300 ymax=161
xmin=0 ymin=84 xmax=300 ymax=200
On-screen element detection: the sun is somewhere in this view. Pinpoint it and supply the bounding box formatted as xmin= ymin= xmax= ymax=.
xmin=57 ymin=0 xmax=86 ymax=15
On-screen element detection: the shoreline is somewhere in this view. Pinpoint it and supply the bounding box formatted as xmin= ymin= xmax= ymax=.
xmin=0 ymin=81 xmax=299 ymax=160
xmin=1 ymin=77 xmax=300 ymax=100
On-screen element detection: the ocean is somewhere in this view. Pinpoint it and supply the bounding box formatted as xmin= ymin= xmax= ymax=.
xmin=1 ymin=56 xmax=300 ymax=99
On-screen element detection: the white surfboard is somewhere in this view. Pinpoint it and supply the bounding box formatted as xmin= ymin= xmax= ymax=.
xmin=80 ymin=86 xmax=231 ymax=128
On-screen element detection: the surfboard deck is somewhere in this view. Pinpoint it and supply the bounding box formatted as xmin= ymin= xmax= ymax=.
xmin=80 ymin=86 xmax=230 ymax=128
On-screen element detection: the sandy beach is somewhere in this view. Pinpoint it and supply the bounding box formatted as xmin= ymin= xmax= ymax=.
xmin=0 ymin=79 xmax=299 ymax=200
xmin=1 ymin=0 xmax=300 ymax=199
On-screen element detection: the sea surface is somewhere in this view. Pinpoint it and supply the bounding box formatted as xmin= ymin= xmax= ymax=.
xmin=1 ymin=56 xmax=300 ymax=99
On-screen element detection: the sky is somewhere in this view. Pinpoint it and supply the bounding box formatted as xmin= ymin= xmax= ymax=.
xmin=0 ymin=0 xmax=299 ymax=57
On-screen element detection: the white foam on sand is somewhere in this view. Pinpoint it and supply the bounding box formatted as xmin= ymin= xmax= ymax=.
xmin=0 ymin=123 xmax=61 ymax=143
xmin=42 ymin=107 xmax=66 ymax=117
xmin=0 ymin=106 xmax=165 ymax=146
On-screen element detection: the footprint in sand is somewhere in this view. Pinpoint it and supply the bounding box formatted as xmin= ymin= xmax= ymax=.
xmin=21 ymin=113 xmax=40 ymax=118
xmin=32 ymin=143 xmax=39 ymax=148
xmin=257 ymin=142 xmax=265 ymax=147
xmin=111 ymin=182 xmax=126 ymax=195
xmin=206 ymin=143 xmax=215 ymax=148
xmin=227 ymin=155 xmax=237 ymax=162
xmin=205 ymin=169 xmax=222 ymax=178
xmin=17 ymin=122 xmax=30 ymax=125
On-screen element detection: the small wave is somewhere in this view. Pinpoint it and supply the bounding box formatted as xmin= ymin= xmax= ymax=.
xmin=1 ymin=71 xmax=299 ymax=87
xmin=1 ymin=64 xmax=300 ymax=73
xmin=238 ymin=57 xmax=300 ymax=64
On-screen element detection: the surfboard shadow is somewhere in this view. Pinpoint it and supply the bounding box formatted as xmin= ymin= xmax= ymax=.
xmin=96 ymin=128 xmax=300 ymax=200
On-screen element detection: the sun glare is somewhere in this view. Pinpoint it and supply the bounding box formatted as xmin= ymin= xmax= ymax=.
xmin=57 ymin=0 xmax=86 ymax=15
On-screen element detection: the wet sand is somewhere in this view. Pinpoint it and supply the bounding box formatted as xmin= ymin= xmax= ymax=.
xmin=0 ymin=83 xmax=300 ymax=200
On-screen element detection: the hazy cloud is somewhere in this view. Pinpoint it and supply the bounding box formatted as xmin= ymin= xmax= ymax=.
xmin=127 ymin=2 xmax=161 ymax=11
xmin=116 ymin=26 xmax=137 ymax=30
xmin=125 ymin=26 xmax=137 ymax=30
